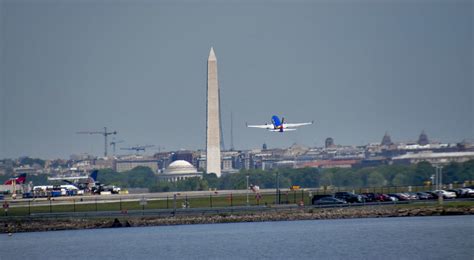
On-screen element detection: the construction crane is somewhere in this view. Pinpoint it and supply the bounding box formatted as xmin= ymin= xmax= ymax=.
xmin=120 ymin=145 xmax=155 ymax=155
xmin=77 ymin=127 xmax=117 ymax=157
xmin=110 ymin=140 xmax=124 ymax=156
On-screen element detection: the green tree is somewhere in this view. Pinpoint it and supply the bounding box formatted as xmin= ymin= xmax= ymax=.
xmin=203 ymin=173 xmax=219 ymax=188
xmin=392 ymin=173 xmax=409 ymax=186
xmin=367 ymin=171 xmax=386 ymax=187
xmin=412 ymin=161 xmax=434 ymax=185
xmin=150 ymin=181 xmax=175 ymax=192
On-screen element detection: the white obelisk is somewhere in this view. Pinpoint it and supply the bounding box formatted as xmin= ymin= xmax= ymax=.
xmin=206 ymin=47 xmax=221 ymax=177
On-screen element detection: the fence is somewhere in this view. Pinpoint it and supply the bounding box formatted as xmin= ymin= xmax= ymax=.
xmin=1 ymin=183 xmax=471 ymax=217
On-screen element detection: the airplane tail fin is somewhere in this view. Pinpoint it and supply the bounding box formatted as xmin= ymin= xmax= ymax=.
xmin=4 ymin=173 xmax=27 ymax=185
xmin=16 ymin=173 xmax=27 ymax=184
xmin=89 ymin=170 xmax=98 ymax=182
xmin=271 ymin=115 xmax=282 ymax=128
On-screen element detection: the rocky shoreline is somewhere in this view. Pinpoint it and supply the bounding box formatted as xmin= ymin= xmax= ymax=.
xmin=2 ymin=205 xmax=473 ymax=233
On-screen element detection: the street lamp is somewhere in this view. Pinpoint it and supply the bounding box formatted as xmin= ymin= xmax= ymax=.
xmin=435 ymin=166 xmax=443 ymax=190
xmin=246 ymin=175 xmax=249 ymax=206
xmin=173 ymin=193 xmax=177 ymax=217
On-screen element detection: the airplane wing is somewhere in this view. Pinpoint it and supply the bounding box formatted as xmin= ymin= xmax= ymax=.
xmin=48 ymin=176 xmax=89 ymax=181
xmin=246 ymin=123 xmax=273 ymax=129
xmin=283 ymin=121 xmax=313 ymax=128
xmin=270 ymin=128 xmax=297 ymax=132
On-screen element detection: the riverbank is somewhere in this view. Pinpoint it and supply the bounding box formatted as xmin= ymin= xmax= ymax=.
xmin=2 ymin=203 xmax=473 ymax=233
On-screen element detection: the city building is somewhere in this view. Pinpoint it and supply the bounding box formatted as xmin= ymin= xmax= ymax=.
xmin=392 ymin=151 xmax=474 ymax=165
xmin=418 ymin=130 xmax=430 ymax=146
xmin=299 ymin=160 xmax=359 ymax=169
xmin=114 ymin=156 xmax=159 ymax=173
xmin=325 ymin=137 xmax=335 ymax=148
xmin=158 ymin=160 xmax=202 ymax=182
xmin=381 ymin=132 xmax=393 ymax=146
xmin=171 ymin=150 xmax=194 ymax=165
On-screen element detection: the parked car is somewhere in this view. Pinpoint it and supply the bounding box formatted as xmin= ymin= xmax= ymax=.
xmin=446 ymin=189 xmax=461 ymax=198
xmin=388 ymin=193 xmax=410 ymax=201
xmin=416 ymin=192 xmax=434 ymax=200
xmin=380 ymin=194 xmax=396 ymax=201
xmin=432 ymin=190 xmax=457 ymax=199
xmin=459 ymin=188 xmax=474 ymax=198
xmin=312 ymin=195 xmax=333 ymax=205
xmin=313 ymin=197 xmax=347 ymax=205
xmin=334 ymin=192 xmax=364 ymax=203
xmin=405 ymin=192 xmax=420 ymax=200
xmin=426 ymin=191 xmax=439 ymax=199
xmin=362 ymin=193 xmax=389 ymax=202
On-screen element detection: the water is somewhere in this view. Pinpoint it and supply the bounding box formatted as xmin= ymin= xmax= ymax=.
xmin=1 ymin=216 xmax=473 ymax=259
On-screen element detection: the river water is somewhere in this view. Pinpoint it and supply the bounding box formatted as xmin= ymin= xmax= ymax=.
xmin=1 ymin=216 xmax=473 ymax=259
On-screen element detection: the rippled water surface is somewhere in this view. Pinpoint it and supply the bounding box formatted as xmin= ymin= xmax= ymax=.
xmin=1 ymin=215 xmax=473 ymax=259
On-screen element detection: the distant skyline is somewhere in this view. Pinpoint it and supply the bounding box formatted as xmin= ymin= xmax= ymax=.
xmin=1 ymin=0 xmax=472 ymax=159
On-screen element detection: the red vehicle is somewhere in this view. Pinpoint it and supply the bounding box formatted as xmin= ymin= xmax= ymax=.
xmin=362 ymin=193 xmax=391 ymax=202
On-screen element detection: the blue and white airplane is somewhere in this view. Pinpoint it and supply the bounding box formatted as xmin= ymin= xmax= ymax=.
xmin=247 ymin=115 xmax=313 ymax=132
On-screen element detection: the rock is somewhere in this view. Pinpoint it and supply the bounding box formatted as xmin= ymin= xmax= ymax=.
xmin=111 ymin=218 xmax=122 ymax=228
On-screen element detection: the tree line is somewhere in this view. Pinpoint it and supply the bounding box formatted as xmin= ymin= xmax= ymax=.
xmin=1 ymin=160 xmax=473 ymax=192
xmin=102 ymin=160 xmax=474 ymax=192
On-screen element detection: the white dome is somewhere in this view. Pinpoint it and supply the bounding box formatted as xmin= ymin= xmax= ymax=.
xmin=165 ymin=160 xmax=198 ymax=174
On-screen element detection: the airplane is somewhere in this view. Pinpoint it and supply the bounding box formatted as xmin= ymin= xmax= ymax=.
xmin=48 ymin=170 xmax=120 ymax=194
xmin=246 ymin=115 xmax=313 ymax=132
xmin=48 ymin=170 xmax=99 ymax=191
xmin=4 ymin=173 xmax=27 ymax=185
xmin=33 ymin=184 xmax=79 ymax=192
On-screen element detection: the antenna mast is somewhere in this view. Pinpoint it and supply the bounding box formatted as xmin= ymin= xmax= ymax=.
xmin=230 ymin=112 xmax=234 ymax=151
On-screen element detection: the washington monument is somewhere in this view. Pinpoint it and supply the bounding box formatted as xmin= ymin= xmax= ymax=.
xmin=206 ymin=47 xmax=221 ymax=177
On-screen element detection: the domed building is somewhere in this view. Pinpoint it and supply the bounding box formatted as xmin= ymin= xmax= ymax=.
xmin=381 ymin=132 xmax=393 ymax=146
xmin=418 ymin=130 xmax=430 ymax=146
xmin=158 ymin=160 xmax=202 ymax=182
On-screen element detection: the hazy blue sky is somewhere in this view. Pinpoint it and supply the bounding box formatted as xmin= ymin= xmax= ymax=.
xmin=0 ymin=0 xmax=472 ymax=159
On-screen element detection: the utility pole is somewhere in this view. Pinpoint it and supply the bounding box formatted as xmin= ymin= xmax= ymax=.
xmin=435 ymin=165 xmax=443 ymax=190
xmin=275 ymin=172 xmax=280 ymax=205
xmin=173 ymin=193 xmax=177 ymax=217
xmin=246 ymin=175 xmax=249 ymax=206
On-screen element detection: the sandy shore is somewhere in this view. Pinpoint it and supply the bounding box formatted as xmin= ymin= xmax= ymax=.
xmin=2 ymin=204 xmax=473 ymax=233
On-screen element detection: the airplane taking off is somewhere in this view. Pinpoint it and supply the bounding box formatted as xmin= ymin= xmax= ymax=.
xmin=247 ymin=115 xmax=313 ymax=132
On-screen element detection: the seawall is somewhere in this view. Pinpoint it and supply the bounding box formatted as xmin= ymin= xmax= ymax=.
xmin=1 ymin=204 xmax=473 ymax=233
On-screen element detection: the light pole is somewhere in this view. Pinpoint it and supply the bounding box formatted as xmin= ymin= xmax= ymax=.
xmin=436 ymin=166 xmax=443 ymax=190
xmin=430 ymin=175 xmax=435 ymax=190
xmin=173 ymin=193 xmax=177 ymax=217
xmin=246 ymin=175 xmax=249 ymax=206
xmin=275 ymin=172 xmax=280 ymax=205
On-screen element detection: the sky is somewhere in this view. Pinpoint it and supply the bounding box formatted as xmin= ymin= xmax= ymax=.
xmin=0 ymin=0 xmax=472 ymax=159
